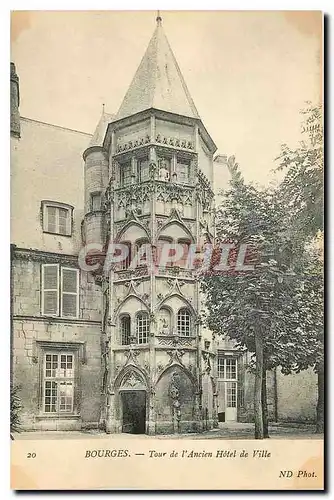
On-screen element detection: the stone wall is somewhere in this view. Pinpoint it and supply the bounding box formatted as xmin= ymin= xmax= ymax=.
xmin=12 ymin=256 xmax=103 ymax=430
xmin=154 ymin=365 xmax=197 ymax=434
xmin=11 ymin=118 xmax=91 ymax=255
xmin=12 ymin=318 xmax=102 ymax=430
xmin=276 ymin=368 xmax=317 ymax=423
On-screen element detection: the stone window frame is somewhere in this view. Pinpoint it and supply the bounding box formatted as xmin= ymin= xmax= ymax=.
xmin=35 ymin=340 xmax=86 ymax=419
xmin=41 ymin=200 xmax=74 ymax=237
xmin=120 ymin=313 xmax=131 ymax=345
xmin=217 ymin=355 xmax=238 ymax=409
xmin=217 ymin=355 xmax=238 ymax=381
xmin=119 ymin=159 xmax=132 ymax=187
xmin=155 ymin=146 xmax=196 ymax=185
xmin=136 ymin=154 xmax=150 ymax=183
xmin=217 ymin=351 xmax=245 ymax=414
xmin=135 ymin=311 xmax=150 ymax=345
xmin=157 ymin=236 xmax=174 ymax=268
xmin=119 ymin=241 xmax=132 ymax=270
xmin=156 ymin=237 xmax=191 ymax=269
xmin=41 ymin=263 xmax=80 ymax=319
xmin=176 ymin=238 xmax=191 ymax=268
xmin=177 ymin=307 xmax=192 ymax=337
xmin=90 ymin=191 xmax=102 ymax=212
xmin=134 ymin=238 xmax=150 ymax=268
xmin=175 ymin=152 xmax=192 ymax=185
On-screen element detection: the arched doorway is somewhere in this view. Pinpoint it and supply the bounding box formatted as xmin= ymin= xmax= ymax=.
xmin=117 ymin=369 xmax=148 ymax=434
xmin=121 ymin=390 xmax=146 ymax=434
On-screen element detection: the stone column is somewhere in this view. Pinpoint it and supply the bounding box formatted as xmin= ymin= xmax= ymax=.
xmin=147 ymin=388 xmax=156 ymax=435
xmin=194 ymin=391 xmax=203 ymax=432
xmin=105 ymin=192 xmax=117 ymax=434
xmin=147 ymin=146 xmax=157 ymax=435
xmin=106 ymin=390 xmax=118 ymax=434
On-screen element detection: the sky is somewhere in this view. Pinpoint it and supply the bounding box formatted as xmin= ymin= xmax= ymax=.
xmin=11 ymin=10 xmax=321 ymax=186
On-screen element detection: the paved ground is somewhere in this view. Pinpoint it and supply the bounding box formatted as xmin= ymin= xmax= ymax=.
xmin=12 ymin=422 xmax=323 ymax=440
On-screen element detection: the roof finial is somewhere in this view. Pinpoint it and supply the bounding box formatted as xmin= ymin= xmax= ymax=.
xmin=156 ymin=10 xmax=162 ymax=26
xmin=102 ymin=103 xmax=105 ymax=113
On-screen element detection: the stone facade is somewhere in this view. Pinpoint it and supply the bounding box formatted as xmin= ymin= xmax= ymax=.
xmin=10 ymin=17 xmax=318 ymax=434
xmin=83 ymin=108 xmax=219 ymax=434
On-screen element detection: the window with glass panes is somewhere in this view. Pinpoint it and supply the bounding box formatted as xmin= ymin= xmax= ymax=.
xmin=226 ymin=382 xmax=237 ymax=407
xmin=177 ymin=308 xmax=191 ymax=336
xmin=217 ymin=356 xmax=225 ymax=378
xmin=120 ymin=162 xmax=132 ymax=186
xmin=43 ymin=352 xmax=75 ymax=414
xmin=217 ymin=357 xmax=237 ymax=380
xmin=136 ymin=312 xmax=149 ymax=344
xmin=41 ymin=264 xmax=79 ymax=318
xmin=43 ymin=202 xmax=72 ymax=236
xmin=138 ymin=158 xmax=149 ymax=182
xmin=121 ymin=315 xmax=131 ymax=345
xmin=217 ymin=356 xmax=238 ymax=408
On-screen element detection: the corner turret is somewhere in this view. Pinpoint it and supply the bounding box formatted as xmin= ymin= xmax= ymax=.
xmin=82 ymin=109 xmax=113 ymax=250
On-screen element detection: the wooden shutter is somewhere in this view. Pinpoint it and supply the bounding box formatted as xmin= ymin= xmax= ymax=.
xmin=58 ymin=208 xmax=69 ymax=235
xmin=47 ymin=206 xmax=57 ymax=233
xmin=42 ymin=264 xmax=59 ymax=315
xmin=61 ymin=268 xmax=79 ymax=317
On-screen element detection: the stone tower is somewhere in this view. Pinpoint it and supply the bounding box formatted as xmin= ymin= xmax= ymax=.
xmin=83 ymin=16 xmax=218 ymax=434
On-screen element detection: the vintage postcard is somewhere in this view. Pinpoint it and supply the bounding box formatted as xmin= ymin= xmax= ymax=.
xmin=10 ymin=10 xmax=324 ymax=490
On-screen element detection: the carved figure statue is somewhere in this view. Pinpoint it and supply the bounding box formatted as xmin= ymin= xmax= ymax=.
xmin=159 ymin=317 xmax=169 ymax=335
xmin=159 ymin=160 xmax=170 ymax=182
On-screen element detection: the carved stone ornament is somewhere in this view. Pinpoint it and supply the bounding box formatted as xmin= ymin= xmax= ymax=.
xmin=202 ymin=352 xmax=211 ymax=374
xmin=125 ymin=348 xmax=140 ymax=365
xmin=167 ymin=349 xmax=185 ymax=366
xmin=120 ymin=371 xmax=146 ymax=390
xmin=149 ymin=161 xmax=158 ymax=179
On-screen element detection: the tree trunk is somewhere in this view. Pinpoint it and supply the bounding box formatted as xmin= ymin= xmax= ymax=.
xmin=262 ymin=363 xmax=269 ymax=438
xmin=316 ymin=368 xmax=324 ymax=433
xmin=254 ymin=329 xmax=264 ymax=439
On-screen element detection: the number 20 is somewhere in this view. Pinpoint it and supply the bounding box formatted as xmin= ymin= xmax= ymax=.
xmin=27 ymin=452 xmax=36 ymax=458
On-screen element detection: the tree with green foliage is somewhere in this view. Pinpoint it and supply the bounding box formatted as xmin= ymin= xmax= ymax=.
xmin=202 ymin=159 xmax=307 ymax=438
xmin=275 ymin=102 xmax=324 ymax=432
xmin=202 ymin=108 xmax=324 ymax=436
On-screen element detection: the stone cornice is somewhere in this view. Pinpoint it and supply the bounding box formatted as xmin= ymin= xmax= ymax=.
xmin=83 ymin=145 xmax=109 ymax=161
xmin=104 ymin=108 xmax=217 ymax=154
xmin=12 ymin=314 xmax=101 ymax=326
xmin=11 ymin=246 xmax=79 ymax=266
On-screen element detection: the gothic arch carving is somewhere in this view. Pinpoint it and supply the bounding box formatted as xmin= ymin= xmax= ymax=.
xmin=155 ymin=363 xmax=197 ymax=388
xmin=114 ymin=365 xmax=149 ymax=392
xmin=157 ymin=292 xmax=196 ymax=316
xmin=158 ymin=220 xmax=194 ymax=242
xmin=114 ymin=294 xmax=150 ymax=319
xmin=116 ymin=219 xmax=150 ymax=243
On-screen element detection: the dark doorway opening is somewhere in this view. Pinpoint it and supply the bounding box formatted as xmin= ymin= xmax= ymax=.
xmin=121 ymin=390 xmax=146 ymax=434
xmin=218 ymin=411 xmax=226 ymax=423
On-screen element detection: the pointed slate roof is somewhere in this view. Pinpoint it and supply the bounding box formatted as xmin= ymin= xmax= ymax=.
xmin=89 ymin=109 xmax=114 ymax=147
xmin=115 ymin=19 xmax=200 ymax=121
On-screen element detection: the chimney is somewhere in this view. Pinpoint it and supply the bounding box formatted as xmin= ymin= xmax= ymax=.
xmin=10 ymin=63 xmax=20 ymax=138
